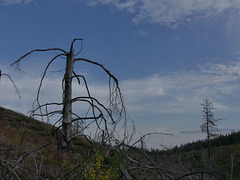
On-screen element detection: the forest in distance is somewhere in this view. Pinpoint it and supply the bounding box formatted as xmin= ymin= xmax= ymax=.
xmin=147 ymin=130 xmax=240 ymax=154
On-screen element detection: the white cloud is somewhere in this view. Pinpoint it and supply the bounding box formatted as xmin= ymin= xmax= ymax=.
xmin=202 ymin=61 xmax=240 ymax=76
xmin=122 ymin=61 xmax=240 ymax=115
xmin=2 ymin=60 xmax=240 ymax=117
xmin=80 ymin=0 xmax=240 ymax=28
xmin=2 ymin=0 xmax=33 ymax=5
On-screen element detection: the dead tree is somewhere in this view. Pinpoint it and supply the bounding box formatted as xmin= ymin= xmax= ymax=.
xmin=200 ymin=98 xmax=220 ymax=162
xmin=10 ymin=38 xmax=126 ymax=150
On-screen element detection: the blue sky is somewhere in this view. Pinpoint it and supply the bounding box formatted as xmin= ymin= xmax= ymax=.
xmin=1 ymin=0 xmax=240 ymax=148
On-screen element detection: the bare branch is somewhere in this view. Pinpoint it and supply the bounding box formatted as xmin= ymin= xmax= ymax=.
xmin=0 ymin=72 xmax=21 ymax=99
xmin=74 ymin=58 xmax=125 ymax=117
xmin=71 ymin=97 xmax=115 ymax=122
xmin=35 ymin=54 xmax=66 ymax=101
xmin=10 ymin=48 xmax=67 ymax=67
xmin=70 ymin=38 xmax=84 ymax=56
xmin=127 ymin=132 xmax=173 ymax=152
xmin=176 ymin=170 xmax=224 ymax=180
xmin=74 ymin=58 xmax=119 ymax=86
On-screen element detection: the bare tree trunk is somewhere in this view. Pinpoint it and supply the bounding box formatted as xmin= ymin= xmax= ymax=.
xmin=206 ymin=108 xmax=211 ymax=162
xmin=62 ymin=50 xmax=74 ymax=149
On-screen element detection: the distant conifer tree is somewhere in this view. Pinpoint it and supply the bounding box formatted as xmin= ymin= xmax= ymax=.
xmin=200 ymin=98 xmax=220 ymax=161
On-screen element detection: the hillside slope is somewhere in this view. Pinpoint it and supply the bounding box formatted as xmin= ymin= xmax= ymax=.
xmin=0 ymin=106 xmax=103 ymax=179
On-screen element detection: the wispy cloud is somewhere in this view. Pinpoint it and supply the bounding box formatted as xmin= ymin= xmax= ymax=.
xmin=201 ymin=61 xmax=240 ymax=76
xmin=122 ymin=61 xmax=240 ymax=115
xmin=2 ymin=0 xmax=33 ymax=6
xmin=2 ymin=60 xmax=240 ymax=116
xmin=79 ymin=0 xmax=240 ymax=28
xmin=179 ymin=130 xmax=202 ymax=134
xmin=137 ymin=29 xmax=148 ymax=36
xmin=180 ymin=128 xmax=236 ymax=134
xmin=4 ymin=0 xmax=240 ymax=28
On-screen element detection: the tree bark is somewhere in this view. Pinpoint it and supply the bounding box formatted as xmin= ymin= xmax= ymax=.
xmin=62 ymin=50 xmax=74 ymax=149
